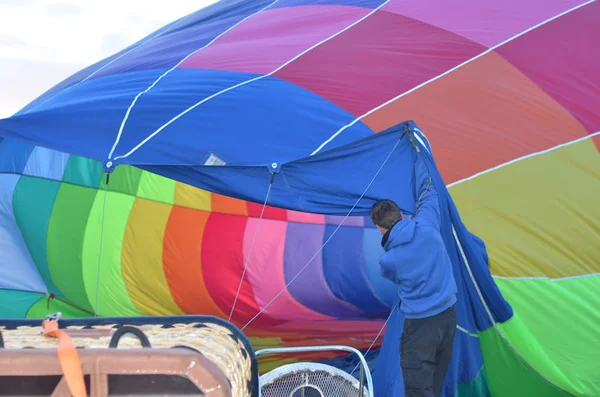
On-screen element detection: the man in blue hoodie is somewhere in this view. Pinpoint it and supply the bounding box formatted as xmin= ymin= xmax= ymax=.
xmin=370 ymin=140 xmax=457 ymax=397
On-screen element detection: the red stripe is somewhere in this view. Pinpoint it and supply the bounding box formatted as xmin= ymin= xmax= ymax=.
xmin=273 ymin=10 xmax=485 ymax=116
xmin=247 ymin=203 xmax=288 ymax=221
xmin=202 ymin=213 xmax=284 ymax=328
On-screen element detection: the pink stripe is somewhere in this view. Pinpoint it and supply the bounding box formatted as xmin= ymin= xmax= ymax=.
xmin=243 ymin=218 xmax=331 ymax=321
xmin=383 ymin=0 xmax=588 ymax=48
xmin=496 ymin=1 xmax=600 ymax=135
xmin=180 ymin=5 xmax=370 ymax=74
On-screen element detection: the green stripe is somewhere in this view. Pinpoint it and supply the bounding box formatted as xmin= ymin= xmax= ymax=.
xmin=62 ymin=155 xmax=103 ymax=188
xmin=0 ymin=290 xmax=41 ymax=318
xmin=100 ymin=165 xmax=143 ymax=196
xmin=455 ymin=367 xmax=490 ymax=397
xmin=495 ymin=276 xmax=600 ymax=396
xmin=479 ymin=320 xmax=569 ymax=397
xmin=46 ymin=183 xmax=96 ymax=312
xmin=26 ymin=296 xmax=91 ymax=319
xmin=81 ymin=190 xmax=143 ymax=316
xmin=12 ymin=176 xmax=61 ymax=295
xmin=136 ymin=170 xmax=176 ymax=204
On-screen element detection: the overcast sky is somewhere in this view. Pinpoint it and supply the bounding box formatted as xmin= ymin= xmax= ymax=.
xmin=0 ymin=0 xmax=217 ymax=118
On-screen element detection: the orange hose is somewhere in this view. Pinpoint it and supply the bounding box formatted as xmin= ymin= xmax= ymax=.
xmin=42 ymin=319 xmax=87 ymax=397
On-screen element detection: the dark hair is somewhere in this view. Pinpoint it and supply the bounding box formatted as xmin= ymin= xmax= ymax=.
xmin=370 ymin=199 xmax=403 ymax=229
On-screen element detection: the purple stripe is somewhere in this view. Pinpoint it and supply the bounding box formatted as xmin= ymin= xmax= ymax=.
xmin=285 ymin=223 xmax=363 ymax=318
xmin=325 ymin=215 xmax=365 ymax=227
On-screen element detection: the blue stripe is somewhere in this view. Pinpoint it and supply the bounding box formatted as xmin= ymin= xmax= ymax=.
xmin=322 ymin=225 xmax=389 ymax=314
xmin=0 ymin=140 xmax=36 ymax=174
xmin=0 ymin=68 xmax=373 ymax=170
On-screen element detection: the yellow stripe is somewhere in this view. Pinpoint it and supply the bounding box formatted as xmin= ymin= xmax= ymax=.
xmin=450 ymin=139 xmax=600 ymax=278
xmin=174 ymin=182 xmax=212 ymax=211
xmin=121 ymin=197 xmax=183 ymax=315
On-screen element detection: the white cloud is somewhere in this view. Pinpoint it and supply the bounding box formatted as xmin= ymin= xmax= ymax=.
xmin=0 ymin=0 xmax=217 ymax=118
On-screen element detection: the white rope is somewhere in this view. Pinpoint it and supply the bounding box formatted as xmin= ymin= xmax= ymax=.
xmin=107 ymin=0 xmax=282 ymax=162
xmin=228 ymin=175 xmax=274 ymax=322
xmin=110 ymin=0 xmax=391 ymax=163
xmin=350 ymin=305 xmax=396 ymax=376
xmin=23 ymin=11 xmax=197 ymax=116
xmin=94 ymin=175 xmax=110 ymax=317
xmin=310 ymin=0 xmax=597 ymax=155
xmin=240 ymin=134 xmax=403 ymax=331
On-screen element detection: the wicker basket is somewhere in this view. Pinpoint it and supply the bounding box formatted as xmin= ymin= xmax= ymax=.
xmin=0 ymin=314 xmax=259 ymax=397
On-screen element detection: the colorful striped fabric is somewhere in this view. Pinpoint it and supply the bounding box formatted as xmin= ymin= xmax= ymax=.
xmin=0 ymin=0 xmax=598 ymax=396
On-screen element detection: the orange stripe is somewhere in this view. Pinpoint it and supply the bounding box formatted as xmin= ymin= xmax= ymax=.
xmin=163 ymin=207 xmax=226 ymax=316
xmin=211 ymin=193 xmax=248 ymax=216
xmin=363 ymin=51 xmax=588 ymax=183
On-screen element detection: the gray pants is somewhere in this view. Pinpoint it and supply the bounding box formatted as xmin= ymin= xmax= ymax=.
xmin=400 ymin=306 xmax=457 ymax=397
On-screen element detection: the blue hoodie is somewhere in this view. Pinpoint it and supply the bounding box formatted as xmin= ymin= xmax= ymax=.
xmin=379 ymin=153 xmax=457 ymax=319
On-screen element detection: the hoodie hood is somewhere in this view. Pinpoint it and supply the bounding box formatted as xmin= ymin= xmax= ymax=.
xmin=382 ymin=219 xmax=417 ymax=251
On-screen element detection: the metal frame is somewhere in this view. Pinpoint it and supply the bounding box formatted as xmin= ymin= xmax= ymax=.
xmin=256 ymin=345 xmax=374 ymax=397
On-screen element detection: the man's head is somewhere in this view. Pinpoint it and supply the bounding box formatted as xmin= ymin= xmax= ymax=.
xmin=370 ymin=199 xmax=403 ymax=234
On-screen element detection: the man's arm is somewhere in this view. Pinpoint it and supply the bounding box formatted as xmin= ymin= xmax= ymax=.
xmin=413 ymin=152 xmax=441 ymax=230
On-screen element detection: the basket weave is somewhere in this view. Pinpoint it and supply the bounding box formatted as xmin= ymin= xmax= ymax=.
xmin=0 ymin=316 xmax=258 ymax=397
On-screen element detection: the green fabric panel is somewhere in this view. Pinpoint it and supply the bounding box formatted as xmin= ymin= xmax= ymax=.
xmin=100 ymin=165 xmax=143 ymax=196
xmin=62 ymin=155 xmax=103 ymax=188
xmin=81 ymin=190 xmax=143 ymax=316
xmin=455 ymin=367 xmax=490 ymax=397
xmin=46 ymin=183 xmax=96 ymax=312
xmin=496 ymin=277 xmax=600 ymax=396
xmin=136 ymin=170 xmax=176 ymax=204
xmin=0 ymin=290 xmax=41 ymax=318
xmin=479 ymin=321 xmax=568 ymax=397
xmin=12 ymin=176 xmax=61 ymax=295
xmin=26 ymin=296 xmax=91 ymax=319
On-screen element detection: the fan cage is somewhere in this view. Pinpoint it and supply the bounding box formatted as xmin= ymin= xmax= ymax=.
xmin=260 ymin=362 xmax=369 ymax=397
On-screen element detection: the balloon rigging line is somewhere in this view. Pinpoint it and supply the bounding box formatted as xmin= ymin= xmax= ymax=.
xmin=229 ymin=176 xmax=275 ymax=322
xmin=350 ymin=305 xmax=396 ymax=377
xmin=240 ymin=134 xmax=404 ymax=331
xmin=109 ymin=0 xmax=390 ymax=164
xmin=94 ymin=174 xmax=110 ymax=317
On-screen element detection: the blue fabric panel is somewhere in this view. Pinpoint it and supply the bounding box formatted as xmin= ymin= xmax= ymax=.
xmin=322 ymin=224 xmax=389 ymax=314
xmin=22 ymin=146 xmax=70 ymax=181
xmin=138 ymin=123 xmax=415 ymax=216
xmin=0 ymin=174 xmax=47 ymax=293
xmin=0 ymin=68 xmax=373 ymax=170
xmin=421 ymin=143 xmax=514 ymax=330
xmin=0 ymin=140 xmax=35 ymax=174
xmin=362 ymin=227 xmax=397 ymax=307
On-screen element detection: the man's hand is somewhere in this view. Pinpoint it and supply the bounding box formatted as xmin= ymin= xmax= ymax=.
xmin=404 ymin=125 xmax=421 ymax=153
